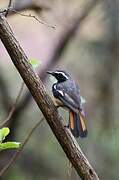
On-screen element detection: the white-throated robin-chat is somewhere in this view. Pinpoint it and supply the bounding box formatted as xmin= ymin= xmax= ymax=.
xmin=47 ymin=70 xmax=87 ymax=138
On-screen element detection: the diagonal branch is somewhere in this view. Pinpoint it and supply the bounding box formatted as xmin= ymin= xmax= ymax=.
xmin=8 ymin=0 xmax=101 ymax=136
xmin=0 ymin=15 xmax=99 ymax=180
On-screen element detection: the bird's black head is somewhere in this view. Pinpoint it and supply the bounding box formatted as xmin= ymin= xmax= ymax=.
xmin=47 ymin=70 xmax=70 ymax=82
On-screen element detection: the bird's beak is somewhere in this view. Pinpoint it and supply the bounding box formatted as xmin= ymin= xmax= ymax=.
xmin=47 ymin=71 xmax=54 ymax=75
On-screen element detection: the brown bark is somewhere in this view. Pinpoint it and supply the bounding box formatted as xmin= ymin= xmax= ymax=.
xmin=0 ymin=15 xmax=99 ymax=180
xmin=8 ymin=0 xmax=101 ymax=139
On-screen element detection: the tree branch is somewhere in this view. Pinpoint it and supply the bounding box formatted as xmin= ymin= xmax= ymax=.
xmin=0 ymin=15 xmax=99 ymax=180
xmin=7 ymin=0 xmax=101 ymax=138
xmin=5 ymin=0 xmax=13 ymax=17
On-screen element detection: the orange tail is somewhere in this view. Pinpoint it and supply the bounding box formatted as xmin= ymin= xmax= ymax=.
xmin=69 ymin=111 xmax=88 ymax=138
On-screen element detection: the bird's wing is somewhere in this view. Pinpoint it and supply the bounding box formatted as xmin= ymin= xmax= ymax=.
xmin=55 ymin=89 xmax=79 ymax=113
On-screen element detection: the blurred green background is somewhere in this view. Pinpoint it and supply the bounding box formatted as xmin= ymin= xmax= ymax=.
xmin=0 ymin=0 xmax=119 ymax=179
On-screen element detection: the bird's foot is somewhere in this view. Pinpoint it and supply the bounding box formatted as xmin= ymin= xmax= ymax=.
xmin=64 ymin=125 xmax=69 ymax=129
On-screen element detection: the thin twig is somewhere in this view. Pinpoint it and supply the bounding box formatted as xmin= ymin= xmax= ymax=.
xmin=5 ymin=0 xmax=12 ymax=17
xmin=11 ymin=9 xmax=56 ymax=29
xmin=0 ymin=117 xmax=44 ymax=177
xmin=0 ymin=82 xmax=24 ymax=128
xmin=0 ymin=7 xmax=55 ymax=29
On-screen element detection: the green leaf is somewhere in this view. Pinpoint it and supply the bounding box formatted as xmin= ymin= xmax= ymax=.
xmin=0 ymin=142 xmax=21 ymax=150
xmin=29 ymin=58 xmax=40 ymax=68
xmin=0 ymin=127 xmax=10 ymax=142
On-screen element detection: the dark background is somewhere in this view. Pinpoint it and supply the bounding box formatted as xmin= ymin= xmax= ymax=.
xmin=0 ymin=0 xmax=119 ymax=179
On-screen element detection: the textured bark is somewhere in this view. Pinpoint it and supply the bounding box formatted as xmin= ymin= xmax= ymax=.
xmin=0 ymin=15 xmax=99 ymax=180
xmin=8 ymin=0 xmax=101 ymax=138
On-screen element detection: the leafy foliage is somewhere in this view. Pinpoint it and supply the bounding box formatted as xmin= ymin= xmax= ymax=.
xmin=0 ymin=127 xmax=10 ymax=142
xmin=29 ymin=58 xmax=41 ymax=68
xmin=0 ymin=127 xmax=20 ymax=150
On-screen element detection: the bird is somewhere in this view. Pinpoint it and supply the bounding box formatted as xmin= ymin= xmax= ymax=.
xmin=47 ymin=70 xmax=88 ymax=138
